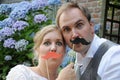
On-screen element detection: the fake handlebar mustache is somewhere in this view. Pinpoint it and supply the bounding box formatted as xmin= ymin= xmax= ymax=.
xmin=70 ymin=37 xmax=91 ymax=45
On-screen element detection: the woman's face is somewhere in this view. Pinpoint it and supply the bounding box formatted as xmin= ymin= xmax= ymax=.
xmin=36 ymin=30 xmax=65 ymax=66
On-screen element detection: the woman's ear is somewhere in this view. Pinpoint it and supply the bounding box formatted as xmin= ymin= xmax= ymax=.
xmin=34 ymin=48 xmax=39 ymax=59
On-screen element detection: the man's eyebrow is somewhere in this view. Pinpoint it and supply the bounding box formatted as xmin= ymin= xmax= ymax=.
xmin=74 ymin=19 xmax=84 ymax=25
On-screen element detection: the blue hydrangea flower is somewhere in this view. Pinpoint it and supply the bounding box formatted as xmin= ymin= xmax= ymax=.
xmin=0 ymin=21 xmax=5 ymax=29
xmin=12 ymin=20 xmax=29 ymax=31
xmin=4 ymin=55 xmax=12 ymax=61
xmin=0 ymin=4 xmax=11 ymax=15
xmin=94 ymin=23 xmax=101 ymax=34
xmin=31 ymin=0 xmax=48 ymax=11
xmin=0 ymin=17 xmax=16 ymax=28
xmin=15 ymin=39 xmax=29 ymax=52
xmin=3 ymin=38 xmax=16 ymax=48
xmin=0 ymin=27 xmax=14 ymax=37
xmin=9 ymin=3 xmax=19 ymax=11
xmin=30 ymin=32 xmax=35 ymax=38
xmin=34 ymin=14 xmax=47 ymax=23
xmin=9 ymin=1 xmax=31 ymax=20
xmin=10 ymin=9 xmax=27 ymax=20
xmin=0 ymin=31 xmax=5 ymax=41
xmin=18 ymin=1 xmax=31 ymax=10
xmin=48 ymin=0 xmax=61 ymax=5
xmin=23 ymin=61 xmax=31 ymax=66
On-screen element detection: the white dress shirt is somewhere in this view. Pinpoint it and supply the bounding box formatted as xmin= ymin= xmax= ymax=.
xmin=75 ymin=34 xmax=120 ymax=80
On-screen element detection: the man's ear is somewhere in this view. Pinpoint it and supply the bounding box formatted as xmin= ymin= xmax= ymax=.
xmin=90 ymin=21 xmax=94 ymax=27
xmin=89 ymin=22 xmax=95 ymax=34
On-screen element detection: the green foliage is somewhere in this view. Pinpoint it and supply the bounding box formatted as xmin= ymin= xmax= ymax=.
xmin=109 ymin=0 xmax=120 ymax=5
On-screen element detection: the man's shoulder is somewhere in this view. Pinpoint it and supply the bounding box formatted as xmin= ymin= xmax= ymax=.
xmin=104 ymin=40 xmax=120 ymax=51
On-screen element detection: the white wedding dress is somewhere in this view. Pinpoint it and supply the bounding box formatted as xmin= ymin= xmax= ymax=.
xmin=6 ymin=65 xmax=48 ymax=80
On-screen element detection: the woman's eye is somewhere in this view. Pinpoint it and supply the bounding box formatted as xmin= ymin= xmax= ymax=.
xmin=63 ymin=27 xmax=71 ymax=33
xmin=56 ymin=42 xmax=63 ymax=46
xmin=43 ymin=41 xmax=50 ymax=46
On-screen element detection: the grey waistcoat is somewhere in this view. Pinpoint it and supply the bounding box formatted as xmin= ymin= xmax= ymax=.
xmin=79 ymin=40 xmax=117 ymax=80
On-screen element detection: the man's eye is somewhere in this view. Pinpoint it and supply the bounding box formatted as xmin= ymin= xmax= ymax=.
xmin=56 ymin=42 xmax=63 ymax=46
xmin=44 ymin=42 xmax=50 ymax=46
xmin=76 ymin=23 xmax=83 ymax=29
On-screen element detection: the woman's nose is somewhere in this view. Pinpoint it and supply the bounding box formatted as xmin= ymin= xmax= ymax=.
xmin=50 ymin=44 xmax=56 ymax=52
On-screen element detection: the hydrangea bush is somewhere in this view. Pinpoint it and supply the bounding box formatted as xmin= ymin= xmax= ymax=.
xmin=0 ymin=0 xmax=57 ymax=79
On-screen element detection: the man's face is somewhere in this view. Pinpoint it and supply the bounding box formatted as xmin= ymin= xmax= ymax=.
xmin=59 ymin=8 xmax=94 ymax=53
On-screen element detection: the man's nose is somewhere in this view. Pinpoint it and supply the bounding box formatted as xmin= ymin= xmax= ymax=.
xmin=50 ymin=44 xmax=56 ymax=52
xmin=72 ymin=29 xmax=79 ymax=39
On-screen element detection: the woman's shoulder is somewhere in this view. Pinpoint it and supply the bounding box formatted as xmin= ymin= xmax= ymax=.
xmin=6 ymin=64 xmax=31 ymax=80
xmin=8 ymin=64 xmax=29 ymax=73
xmin=6 ymin=65 xmax=48 ymax=80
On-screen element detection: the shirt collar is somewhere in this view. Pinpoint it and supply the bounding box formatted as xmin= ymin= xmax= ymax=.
xmin=76 ymin=34 xmax=107 ymax=65
xmin=85 ymin=34 xmax=100 ymax=58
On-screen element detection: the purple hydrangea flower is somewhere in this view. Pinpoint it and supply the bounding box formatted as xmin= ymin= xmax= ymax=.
xmin=4 ymin=55 xmax=12 ymax=61
xmin=3 ymin=38 xmax=16 ymax=48
xmin=12 ymin=20 xmax=29 ymax=31
xmin=34 ymin=14 xmax=47 ymax=23
xmin=15 ymin=39 xmax=29 ymax=52
xmin=48 ymin=0 xmax=61 ymax=5
xmin=0 ymin=27 xmax=14 ymax=37
xmin=31 ymin=0 xmax=48 ymax=11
